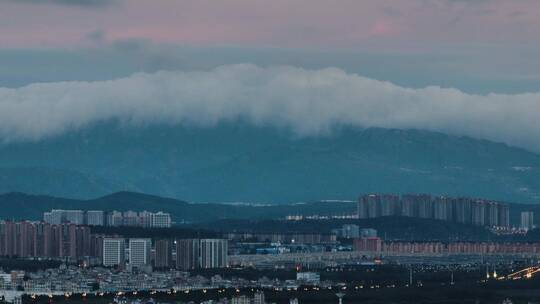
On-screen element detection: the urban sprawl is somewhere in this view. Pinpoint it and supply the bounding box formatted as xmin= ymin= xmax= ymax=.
xmin=0 ymin=194 xmax=539 ymax=304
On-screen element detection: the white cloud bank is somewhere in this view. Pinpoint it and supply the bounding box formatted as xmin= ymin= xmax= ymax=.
xmin=0 ymin=64 xmax=539 ymax=152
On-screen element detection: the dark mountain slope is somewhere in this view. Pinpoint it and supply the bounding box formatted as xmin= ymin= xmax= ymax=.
xmin=0 ymin=123 xmax=539 ymax=203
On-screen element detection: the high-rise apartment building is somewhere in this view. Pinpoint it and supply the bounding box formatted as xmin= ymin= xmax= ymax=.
xmin=415 ymin=194 xmax=433 ymax=218
xmin=380 ymin=194 xmax=399 ymax=216
xmin=65 ymin=210 xmax=84 ymax=225
xmin=129 ymin=238 xmax=152 ymax=268
xmin=176 ymin=239 xmax=200 ymax=270
xmin=357 ymin=196 xmax=368 ymax=219
xmin=86 ymin=211 xmax=104 ymax=226
xmin=42 ymin=210 xmax=172 ymax=228
xmin=139 ymin=211 xmax=153 ymax=228
xmin=108 ymin=211 xmax=123 ymax=227
xmin=0 ymin=221 xmax=91 ymax=259
xmin=400 ymin=194 xmax=419 ymax=217
xmin=154 ymin=239 xmax=172 ymax=268
xmin=123 ymin=211 xmax=139 ymax=227
xmin=498 ymin=204 xmax=510 ymax=228
xmin=357 ymin=194 xmax=509 ymax=227
xmin=521 ymin=211 xmax=534 ymax=230
xmin=151 ymin=212 xmax=171 ymax=228
xmin=433 ymin=196 xmax=451 ymax=221
xmin=453 ymin=198 xmax=472 ymax=224
xmin=129 ymin=239 xmax=152 ymax=267
xmin=366 ymin=195 xmax=380 ymax=218
xmin=103 ymin=238 xmax=125 ymax=267
xmin=200 ymin=239 xmax=228 ymax=269
xmin=43 ymin=210 xmax=63 ymax=224
xmin=33 ymin=222 xmax=52 ymax=257
xmin=485 ymin=202 xmax=499 ymax=227
xmin=90 ymin=235 xmax=105 ymax=259
xmin=43 ymin=210 xmax=84 ymax=225
xmin=43 ymin=212 xmax=53 ymax=224
xmin=471 ymin=200 xmax=486 ymax=226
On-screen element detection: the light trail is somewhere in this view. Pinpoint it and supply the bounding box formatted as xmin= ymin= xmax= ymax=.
xmin=505 ymin=266 xmax=540 ymax=280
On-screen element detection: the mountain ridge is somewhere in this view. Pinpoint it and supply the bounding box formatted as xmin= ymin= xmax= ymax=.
xmin=0 ymin=191 xmax=357 ymax=223
xmin=0 ymin=123 xmax=539 ymax=203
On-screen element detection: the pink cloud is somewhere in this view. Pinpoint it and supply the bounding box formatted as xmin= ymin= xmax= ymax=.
xmin=0 ymin=0 xmax=539 ymax=49
xmin=369 ymin=20 xmax=401 ymax=37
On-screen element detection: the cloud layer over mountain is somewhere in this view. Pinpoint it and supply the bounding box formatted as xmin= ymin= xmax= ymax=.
xmin=0 ymin=64 xmax=539 ymax=152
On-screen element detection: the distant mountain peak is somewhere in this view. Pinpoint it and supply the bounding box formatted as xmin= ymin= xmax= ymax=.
xmin=0 ymin=123 xmax=539 ymax=203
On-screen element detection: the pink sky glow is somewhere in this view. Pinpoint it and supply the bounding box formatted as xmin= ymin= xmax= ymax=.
xmin=0 ymin=0 xmax=539 ymax=49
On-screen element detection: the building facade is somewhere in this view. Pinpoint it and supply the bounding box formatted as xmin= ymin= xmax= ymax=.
xmin=521 ymin=211 xmax=535 ymax=230
xmin=154 ymin=239 xmax=172 ymax=268
xmin=102 ymin=238 xmax=125 ymax=267
xmin=129 ymin=238 xmax=152 ymax=268
xmin=176 ymin=239 xmax=200 ymax=270
xmin=200 ymin=239 xmax=228 ymax=269
xmin=357 ymin=194 xmax=510 ymax=227
xmin=86 ymin=211 xmax=104 ymax=226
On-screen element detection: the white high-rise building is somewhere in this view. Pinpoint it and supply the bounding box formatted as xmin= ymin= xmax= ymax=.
xmin=86 ymin=210 xmax=104 ymax=226
xmin=103 ymin=238 xmax=125 ymax=267
xmin=64 ymin=210 xmax=84 ymax=225
xmin=44 ymin=210 xmax=64 ymax=224
xmin=129 ymin=238 xmax=152 ymax=267
xmin=139 ymin=211 xmax=153 ymax=228
xmin=123 ymin=211 xmax=139 ymax=226
xmin=151 ymin=212 xmax=171 ymax=228
xmin=43 ymin=212 xmax=53 ymax=224
xmin=108 ymin=211 xmax=123 ymax=227
xmin=521 ymin=211 xmax=535 ymax=230
xmin=43 ymin=209 xmax=84 ymax=224
xmin=200 ymin=239 xmax=228 ymax=269
xmin=43 ymin=209 xmax=172 ymax=228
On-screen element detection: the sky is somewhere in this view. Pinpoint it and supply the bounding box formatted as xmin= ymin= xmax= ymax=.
xmin=1 ymin=0 xmax=540 ymax=152
xmin=1 ymin=0 xmax=539 ymax=49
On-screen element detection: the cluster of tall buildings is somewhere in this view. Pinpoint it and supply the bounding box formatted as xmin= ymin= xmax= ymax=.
xmin=357 ymin=194 xmax=510 ymax=227
xmin=176 ymin=239 xmax=229 ymax=269
xmin=0 ymin=220 xmax=228 ymax=269
xmin=102 ymin=238 xmax=228 ymax=269
xmin=0 ymin=221 xmax=96 ymax=259
xmin=101 ymin=238 xmax=155 ymax=269
xmin=43 ymin=209 xmax=172 ymax=228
